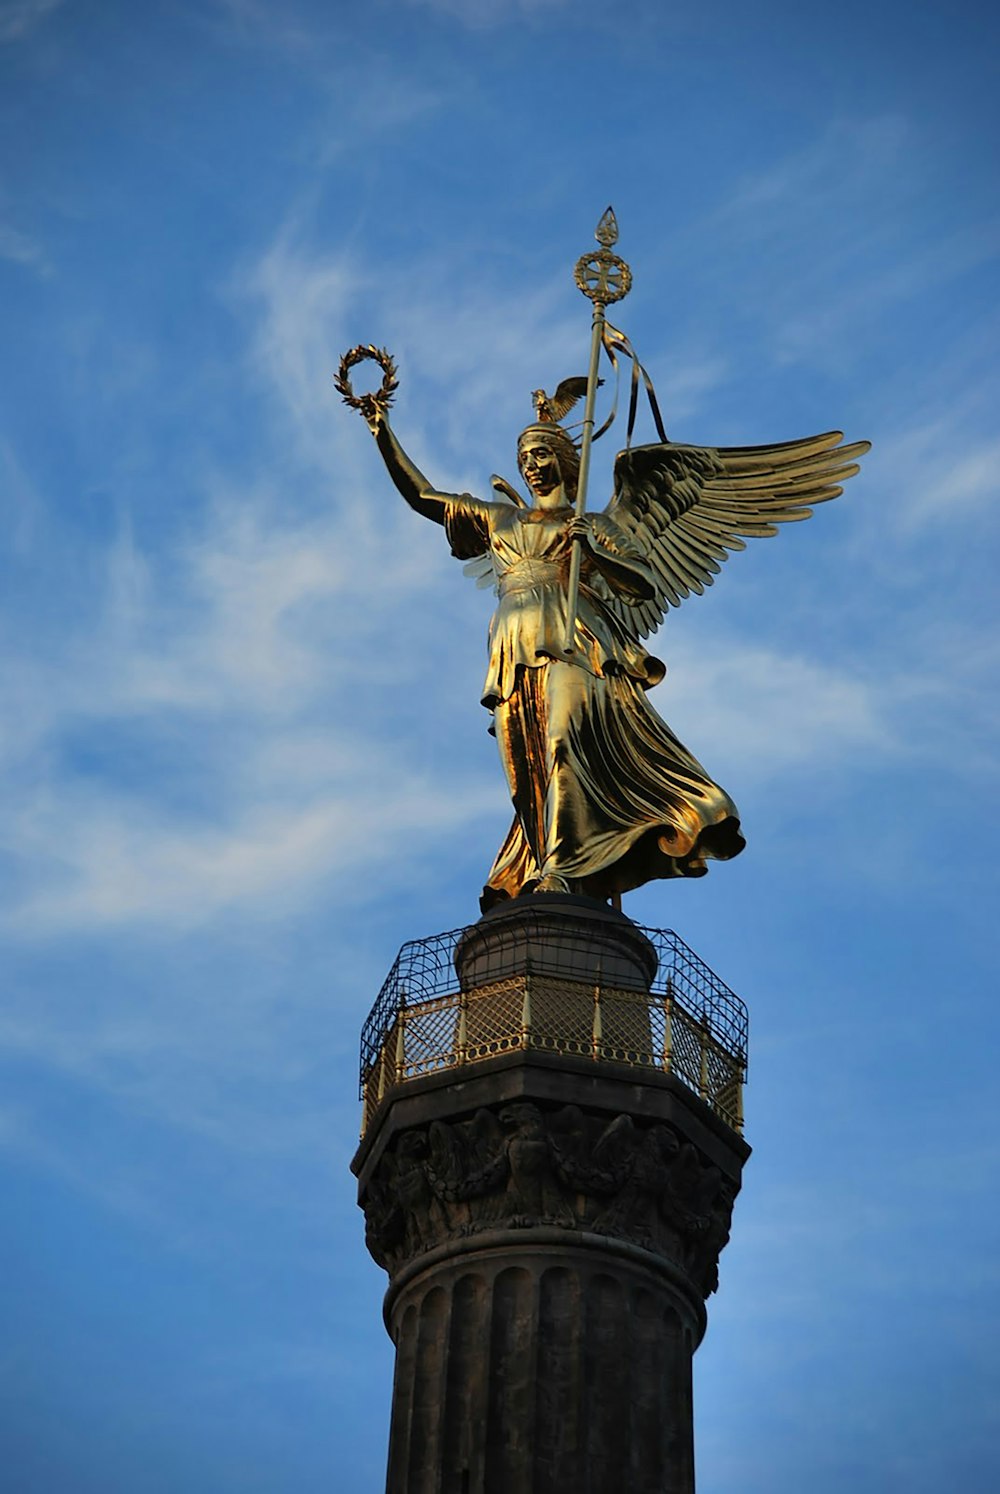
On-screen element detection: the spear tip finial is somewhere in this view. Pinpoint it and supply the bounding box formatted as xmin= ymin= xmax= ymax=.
xmin=596 ymin=207 xmax=618 ymax=247
xmin=574 ymin=209 xmax=631 ymax=306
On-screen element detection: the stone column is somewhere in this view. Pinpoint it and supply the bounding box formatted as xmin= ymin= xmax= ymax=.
xmin=353 ymin=897 xmax=748 ymax=1494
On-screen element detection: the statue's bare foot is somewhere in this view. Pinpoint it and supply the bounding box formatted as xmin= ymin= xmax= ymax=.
xmin=535 ymin=874 xmax=571 ymax=895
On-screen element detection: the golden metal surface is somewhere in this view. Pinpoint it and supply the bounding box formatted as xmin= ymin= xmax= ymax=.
xmin=342 ymin=212 xmax=868 ymax=909
xmin=574 ymin=206 xmax=632 ymax=305
xmin=564 ymin=212 xmax=627 ymax=653
xmin=334 ymin=343 xmax=398 ymax=419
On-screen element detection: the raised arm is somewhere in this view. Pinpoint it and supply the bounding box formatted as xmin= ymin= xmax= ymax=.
xmin=368 ymin=409 xmax=457 ymax=526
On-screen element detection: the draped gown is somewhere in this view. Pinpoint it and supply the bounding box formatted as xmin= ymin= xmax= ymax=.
xmin=442 ymin=494 xmax=746 ymax=909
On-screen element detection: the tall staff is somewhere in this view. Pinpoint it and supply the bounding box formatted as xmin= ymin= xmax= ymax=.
xmin=563 ymin=208 xmax=633 ymax=653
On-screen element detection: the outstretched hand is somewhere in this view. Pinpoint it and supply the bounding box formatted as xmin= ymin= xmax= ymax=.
xmin=360 ymin=395 xmax=383 ymax=436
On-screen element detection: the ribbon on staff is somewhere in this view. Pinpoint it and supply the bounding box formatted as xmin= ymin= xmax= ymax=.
xmin=585 ymin=320 xmax=669 ymax=448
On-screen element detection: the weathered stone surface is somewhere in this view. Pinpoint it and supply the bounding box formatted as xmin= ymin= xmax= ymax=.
xmin=353 ymin=904 xmax=748 ymax=1494
xmin=361 ymin=1092 xmax=737 ymax=1300
xmin=385 ymin=1250 xmax=697 ymax=1494
xmin=454 ymin=893 xmax=659 ymax=992
xmin=355 ymin=1055 xmax=747 ymax=1494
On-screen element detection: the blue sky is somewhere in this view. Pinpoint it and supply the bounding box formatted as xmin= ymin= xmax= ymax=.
xmin=1 ymin=0 xmax=998 ymax=1489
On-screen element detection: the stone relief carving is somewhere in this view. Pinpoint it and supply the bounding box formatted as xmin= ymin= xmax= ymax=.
xmin=361 ymin=1100 xmax=738 ymax=1298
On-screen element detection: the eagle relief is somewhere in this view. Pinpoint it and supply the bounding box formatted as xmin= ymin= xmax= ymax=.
xmin=339 ymin=211 xmax=868 ymax=911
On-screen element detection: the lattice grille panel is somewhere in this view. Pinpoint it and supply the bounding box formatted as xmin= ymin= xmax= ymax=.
xmin=666 ymin=1008 xmax=705 ymax=1094
xmin=463 ymin=977 xmax=529 ymax=1062
xmin=400 ymin=995 xmax=460 ymax=1078
xmin=594 ymin=988 xmax=657 ymax=1067
xmin=360 ymin=919 xmax=747 ymax=1136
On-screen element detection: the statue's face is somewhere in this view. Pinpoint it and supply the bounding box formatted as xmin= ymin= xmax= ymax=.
xmin=518 ymin=438 xmax=563 ymax=506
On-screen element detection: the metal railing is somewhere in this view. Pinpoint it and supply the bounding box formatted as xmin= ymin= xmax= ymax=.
xmin=359 ymin=921 xmax=747 ymax=1137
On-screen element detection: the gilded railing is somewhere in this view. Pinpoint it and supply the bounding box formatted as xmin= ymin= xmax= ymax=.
xmin=359 ymin=922 xmax=747 ymax=1138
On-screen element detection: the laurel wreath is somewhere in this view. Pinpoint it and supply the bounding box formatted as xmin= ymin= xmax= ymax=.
xmin=334 ymin=344 xmax=399 ymax=417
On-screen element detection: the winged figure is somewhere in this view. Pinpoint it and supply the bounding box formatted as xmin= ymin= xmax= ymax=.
xmin=362 ymin=395 xmax=867 ymax=911
xmin=531 ymin=375 xmax=602 ymax=424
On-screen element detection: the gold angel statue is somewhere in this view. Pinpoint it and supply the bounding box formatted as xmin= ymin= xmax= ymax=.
xmin=342 ymin=211 xmax=866 ymax=911
xmin=361 ymin=395 xmax=868 ymax=911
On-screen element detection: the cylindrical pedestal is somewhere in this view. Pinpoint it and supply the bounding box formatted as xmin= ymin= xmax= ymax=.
xmin=354 ymin=897 xmax=748 ymax=1494
xmin=455 ymin=894 xmax=659 ymax=992
xmin=386 ymin=1234 xmax=699 ymax=1494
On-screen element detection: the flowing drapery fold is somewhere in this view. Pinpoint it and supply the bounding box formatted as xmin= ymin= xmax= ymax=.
xmin=441 ymin=495 xmax=744 ymax=908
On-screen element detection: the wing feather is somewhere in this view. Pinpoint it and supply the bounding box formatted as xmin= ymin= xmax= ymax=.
xmin=463 ymin=553 xmax=497 ymax=589
xmin=459 ymin=478 xmax=524 ymax=592
xmin=604 ymin=431 xmax=869 ymax=638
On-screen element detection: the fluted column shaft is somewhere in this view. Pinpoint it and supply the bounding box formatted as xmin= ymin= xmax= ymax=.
xmin=386 ymin=1240 xmax=698 ymax=1494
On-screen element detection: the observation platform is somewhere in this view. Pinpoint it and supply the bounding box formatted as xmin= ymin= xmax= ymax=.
xmin=359 ymin=894 xmax=748 ymax=1139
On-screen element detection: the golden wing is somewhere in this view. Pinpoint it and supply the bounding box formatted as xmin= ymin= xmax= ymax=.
xmin=603 ymin=430 xmax=869 ymax=639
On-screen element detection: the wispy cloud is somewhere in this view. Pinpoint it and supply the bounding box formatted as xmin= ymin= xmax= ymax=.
xmin=403 ymin=0 xmax=568 ymax=26
xmin=200 ymin=0 xmax=329 ymax=57
xmin=669 ymin=114 xmax=1000 ymax=386
xmin=6 ymin=198 xmax=997 ymax=952
xmin=866 ymin=418 xmax=1000 ymax=532
xmin=662 ymin=634 xmax=890 ymax=775
xmin=0 ymin=0 xmax=62 ymax=44
xmin=0 ymin=222 xmax=50 ymax=274
xmin=0 ymin=470 xmax=498 ymax=937
xmin=723 ymin=114 xmax=911 ymax=219
xmin=232 ymin=213 xmax=597 ymax=510
xmin=0 ymin=436 xmax=46 ymax=553
xmin=236 ymin=233 xmax=362 ymax=476
xmin=6 ymin=773 xmax=490 ymax=935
